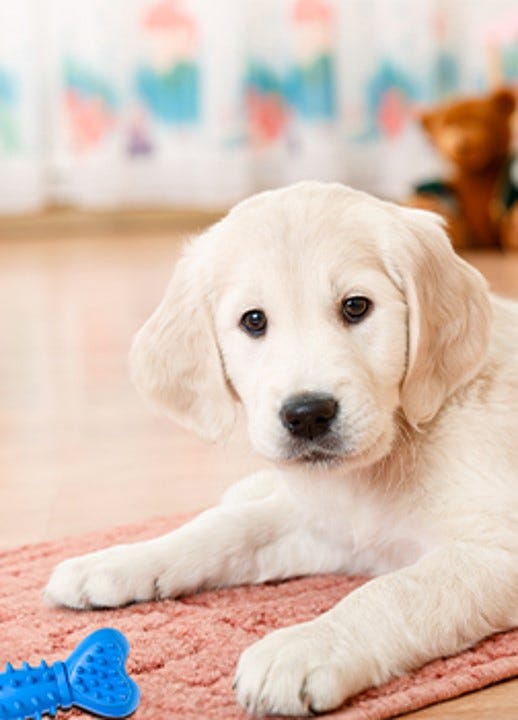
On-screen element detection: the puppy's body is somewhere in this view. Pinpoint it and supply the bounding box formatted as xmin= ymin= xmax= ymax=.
xmin=46 ymin=183 xmax=518 ymax=716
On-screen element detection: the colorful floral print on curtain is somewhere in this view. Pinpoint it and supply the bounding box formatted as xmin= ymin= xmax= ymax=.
xmin=63 ymin=59 xmax=119 ymax=154
xmin=130 ymin=0 xmax=201 ymax=156
xmin=246 ymin=0 xmax=337 ymax=147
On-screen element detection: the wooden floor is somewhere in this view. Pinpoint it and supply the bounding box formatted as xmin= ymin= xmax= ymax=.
xmin=0 ymin=223 xmax=516 ymax=718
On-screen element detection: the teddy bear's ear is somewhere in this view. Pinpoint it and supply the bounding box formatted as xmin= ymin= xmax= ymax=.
xmin=491 ymin=88 xmax=516 ymax=116
xmin=420 ymin=110 xmax=436 ymax=134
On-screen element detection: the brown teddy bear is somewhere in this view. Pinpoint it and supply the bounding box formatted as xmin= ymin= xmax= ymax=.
xmin=411 ymin=88 xmax=518 ymax=250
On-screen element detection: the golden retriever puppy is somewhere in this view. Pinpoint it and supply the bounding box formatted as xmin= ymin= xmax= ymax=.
xmin=46 ymin=182 xmax=518 ymax=717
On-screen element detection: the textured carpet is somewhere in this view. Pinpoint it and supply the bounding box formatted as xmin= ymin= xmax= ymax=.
xmin=1 ymin=515 xmax=517 ymax=720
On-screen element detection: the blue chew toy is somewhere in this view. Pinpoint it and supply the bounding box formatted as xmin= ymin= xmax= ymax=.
xmin=0 ymin=628 xmax=140 ymax=720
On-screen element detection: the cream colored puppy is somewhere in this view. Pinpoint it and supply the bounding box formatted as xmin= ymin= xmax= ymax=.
xmin=46 ymin=183 xmax=518 ymax=717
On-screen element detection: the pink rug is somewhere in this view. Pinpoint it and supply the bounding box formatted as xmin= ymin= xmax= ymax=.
xmin=1 ymin=515 xmax=517 ymax=720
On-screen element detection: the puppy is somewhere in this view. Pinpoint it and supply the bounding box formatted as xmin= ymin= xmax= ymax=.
xmin=46 ymin=182 xmax=518 ymax=717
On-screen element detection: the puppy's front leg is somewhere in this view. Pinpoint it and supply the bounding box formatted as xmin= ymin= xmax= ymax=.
xmin=45 ymin=472 xmax=334 ymax=609
xmin=236 ymin=542 xmax=517 ymax=716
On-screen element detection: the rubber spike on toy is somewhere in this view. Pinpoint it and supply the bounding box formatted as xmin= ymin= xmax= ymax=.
xmin=0 ymin=628 xmax=140 ymax=719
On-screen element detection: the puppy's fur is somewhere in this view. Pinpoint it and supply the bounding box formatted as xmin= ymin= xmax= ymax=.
xmin=46 ymin=183 xmax=518 ymax=717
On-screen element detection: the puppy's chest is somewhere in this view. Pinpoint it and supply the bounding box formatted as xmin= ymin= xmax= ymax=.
xmin=294 ymin=478 xmax=433 ymax=576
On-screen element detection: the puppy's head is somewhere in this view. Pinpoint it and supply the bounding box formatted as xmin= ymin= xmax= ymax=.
xmin=130 ymin=183 xmax=491 ymax=469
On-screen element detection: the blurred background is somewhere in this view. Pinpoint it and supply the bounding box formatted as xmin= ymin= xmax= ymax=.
xmin=1 ymin=0 xmax=518 ymax=551
xmin=1 ymin=0 xmax=517 ymax=213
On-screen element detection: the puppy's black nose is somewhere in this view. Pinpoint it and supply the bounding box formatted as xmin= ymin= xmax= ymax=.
xmin=280 ymin=393 xmax=338 ymax=440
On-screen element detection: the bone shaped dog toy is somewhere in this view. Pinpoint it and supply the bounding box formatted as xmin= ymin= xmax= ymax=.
xmin=0 ymin=628 xmax=140 ymax=719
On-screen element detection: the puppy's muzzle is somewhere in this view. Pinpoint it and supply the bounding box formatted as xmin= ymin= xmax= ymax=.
xmin=280 ymin=393 xmax=338 ymax=440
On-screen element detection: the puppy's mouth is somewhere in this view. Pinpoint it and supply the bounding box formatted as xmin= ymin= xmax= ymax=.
xmin=279 ymin=428 xmax=389 ymax=469
xmin=281 ymin=439 xmax=348 ymax=467
xmin=297 ymin=450 xmax=343 ymax=466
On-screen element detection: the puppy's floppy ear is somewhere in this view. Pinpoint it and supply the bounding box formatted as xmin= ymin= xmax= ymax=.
xmin=130 ymin=235 xmax=237 ymax=442
xmin=382 ymin=206 xmax=492 ymax=428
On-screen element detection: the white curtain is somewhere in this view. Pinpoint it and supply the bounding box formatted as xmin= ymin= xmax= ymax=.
xmin=0 ymin=0 xmax=517 ymax=212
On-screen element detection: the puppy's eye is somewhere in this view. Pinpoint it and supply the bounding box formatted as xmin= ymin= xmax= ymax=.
xmin=240 ymin=309 xmax=267 ymax=337
xmin=341 ymin=296 xmax=372 ymax=324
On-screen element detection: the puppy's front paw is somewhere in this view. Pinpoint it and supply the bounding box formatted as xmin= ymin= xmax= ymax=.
xmin=44 ymin=543 xmax=164 ymax=609
xmin=235 ymin=620 xmax=356 ymax=717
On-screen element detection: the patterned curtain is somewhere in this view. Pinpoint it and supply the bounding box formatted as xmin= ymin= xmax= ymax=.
xmin=0 ymin=0 xmax=516 ymax=211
